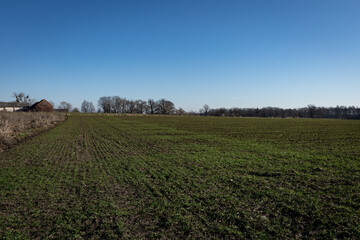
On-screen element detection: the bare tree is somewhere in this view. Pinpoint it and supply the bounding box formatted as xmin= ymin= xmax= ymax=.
xmin=203 ymin=104 xmax=210 ymax=116
xmin=147 ymin=99 xmax=156 ymax=114
xmin=110 ymin=96 xmax=119 ymax=113
xmin=72 ymin=107 xmax=80 ymax=113
xmin=111 ymin=96 xmax=127 ymax=113
xmin=156 ymin=98 xmax=175 ymax=115
xmin=12 ymin=92 xmax=35 ymax=105
xmin=81 ymin=100 xmax=95 ymax=113
xmin=58 ymin=101 xmax=72 ymax=111
xmin=307 ymin=105 xmax=317 ymax=118
xmin=98 ymin=97 xmax=111 ymax=113
xmin=89 ymin=101 xmax=95 ymax=113
xmin=135 ymin=100 xmax=147 ymax=114
xmin=177 ymin=108 xmax=186 ymax=115
xmin=119 ymin=97 xmax=128 ymax=113
xmin=112 ymin=96 xmax=124 ymax=113
xmin=127 ymin=100 xmax=136 ymax=113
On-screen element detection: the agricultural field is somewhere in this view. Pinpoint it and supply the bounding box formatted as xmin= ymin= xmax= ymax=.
xmin=0 ymin=115 xmax=359 ymax=239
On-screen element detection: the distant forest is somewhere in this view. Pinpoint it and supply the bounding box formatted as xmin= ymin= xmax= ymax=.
xmin=94 ymin=96 xmax=360 ymax=120
xmin=202 ymin=105 xmax=360 ymax=119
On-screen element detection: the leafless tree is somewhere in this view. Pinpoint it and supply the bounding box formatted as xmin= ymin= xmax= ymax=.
xmin=119 ymin=98 xmax=128 ymax=113
xmin=156 ymin=98 xmax=175 ymax=115
xmin=98 ymin=97 xmax=112 ymax=113
xmin=203 ymin=104 xmax=210 ymax=116
xmin=177 ymin=108 xmax=186 ymax=115
xmin=81 ymin=100 xmax=95 ymax=113
xmin=111 ymin=96 xmax=126 ymax=113
xmin=135 ymin=100 xmax=147 ymax=114
xmin=307 ymin=105 xmax=317 ymax=118
xmin=127 ymin=100 xmax=136 ymax=113
xmin=147 ymin=99 xmax=156 ymax=114
xmin=58 ymin=101 xmax=72 ymax=111
xmin=110 ymin=96 xmax=119 ymax=113
xmin=72 ymin=107 xmax=80 ymax=113
xmin=143 ymin=102 xmax=150 ymax=114
xmin=12 ymin=92 xmax=35 ymax=105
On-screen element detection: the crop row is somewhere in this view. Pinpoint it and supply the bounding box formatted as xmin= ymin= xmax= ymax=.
xmin=1 ymin=115 xmax=359 ymax=239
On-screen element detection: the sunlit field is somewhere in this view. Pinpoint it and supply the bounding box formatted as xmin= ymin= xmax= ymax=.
xmin=1 ymin=115 xmax=359 ymax=239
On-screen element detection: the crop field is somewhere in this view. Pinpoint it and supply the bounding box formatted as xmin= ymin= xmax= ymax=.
xmin=1 ymin=115 xmax=360 ymax=239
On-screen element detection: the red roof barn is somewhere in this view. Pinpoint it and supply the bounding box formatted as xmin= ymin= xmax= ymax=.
xmin=29 ymin=99 xmax=53 ymax=112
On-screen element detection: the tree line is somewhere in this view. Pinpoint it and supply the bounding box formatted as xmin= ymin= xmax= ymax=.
xmin=200 ymin=105 xmax=360 ymax=119
xmin=96 ymin=96 xmax=181 ymax=115
xmin=12 ymin=92 xmax=360 ymax=119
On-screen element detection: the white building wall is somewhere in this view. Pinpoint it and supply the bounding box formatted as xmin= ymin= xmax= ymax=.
xmin=0 ymin=106 xmax=24 ymax=112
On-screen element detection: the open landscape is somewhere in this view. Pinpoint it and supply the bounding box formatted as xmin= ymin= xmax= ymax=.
xmin=1 ymin=115 xmax=359 ymax=239
xmin=1 ymin=1 xmax=360 ymax=239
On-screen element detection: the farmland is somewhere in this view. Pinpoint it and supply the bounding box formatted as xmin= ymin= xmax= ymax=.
xmin=1 ymin=115 xmax=360 ymax=239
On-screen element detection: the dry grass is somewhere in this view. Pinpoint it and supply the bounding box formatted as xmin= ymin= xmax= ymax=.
xmin=0 ymin=112 xmax=66 ymax=151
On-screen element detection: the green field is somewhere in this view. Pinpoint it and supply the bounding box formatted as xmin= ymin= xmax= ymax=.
xmin=1 ymin=115 xmax=360 ymax=239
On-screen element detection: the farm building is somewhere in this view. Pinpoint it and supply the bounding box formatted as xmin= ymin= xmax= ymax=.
xmin=0 ymin=101 xmax=29 ymax=112
xmin=28 ymin=99 xmax=53 ymax=112
xmin=0 ymin=99 xmax=54 ymax=112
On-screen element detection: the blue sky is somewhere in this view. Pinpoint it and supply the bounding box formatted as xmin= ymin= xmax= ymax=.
xmin=1 ymin=0 xmax=359 ymax=111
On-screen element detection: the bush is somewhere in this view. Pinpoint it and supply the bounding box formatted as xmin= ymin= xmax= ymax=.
xmin=0 ymin=112 xmax=66 ymax=151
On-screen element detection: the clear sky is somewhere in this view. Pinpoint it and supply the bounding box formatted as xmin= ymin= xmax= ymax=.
xmin=1 ymin=0 xmax=359 ymax=111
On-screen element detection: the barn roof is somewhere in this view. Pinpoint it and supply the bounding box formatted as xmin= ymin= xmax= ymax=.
xmin=0 ymin=101 xmax=29 ymax=108
xmin=28 ymin=99 xmax=53 ymax=112
xmin=31 ymin=99 xmax=52 ymax=107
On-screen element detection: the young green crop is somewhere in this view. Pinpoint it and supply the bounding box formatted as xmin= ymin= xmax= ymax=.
xmin=1 ymin=115 xmax=359 ymax=239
